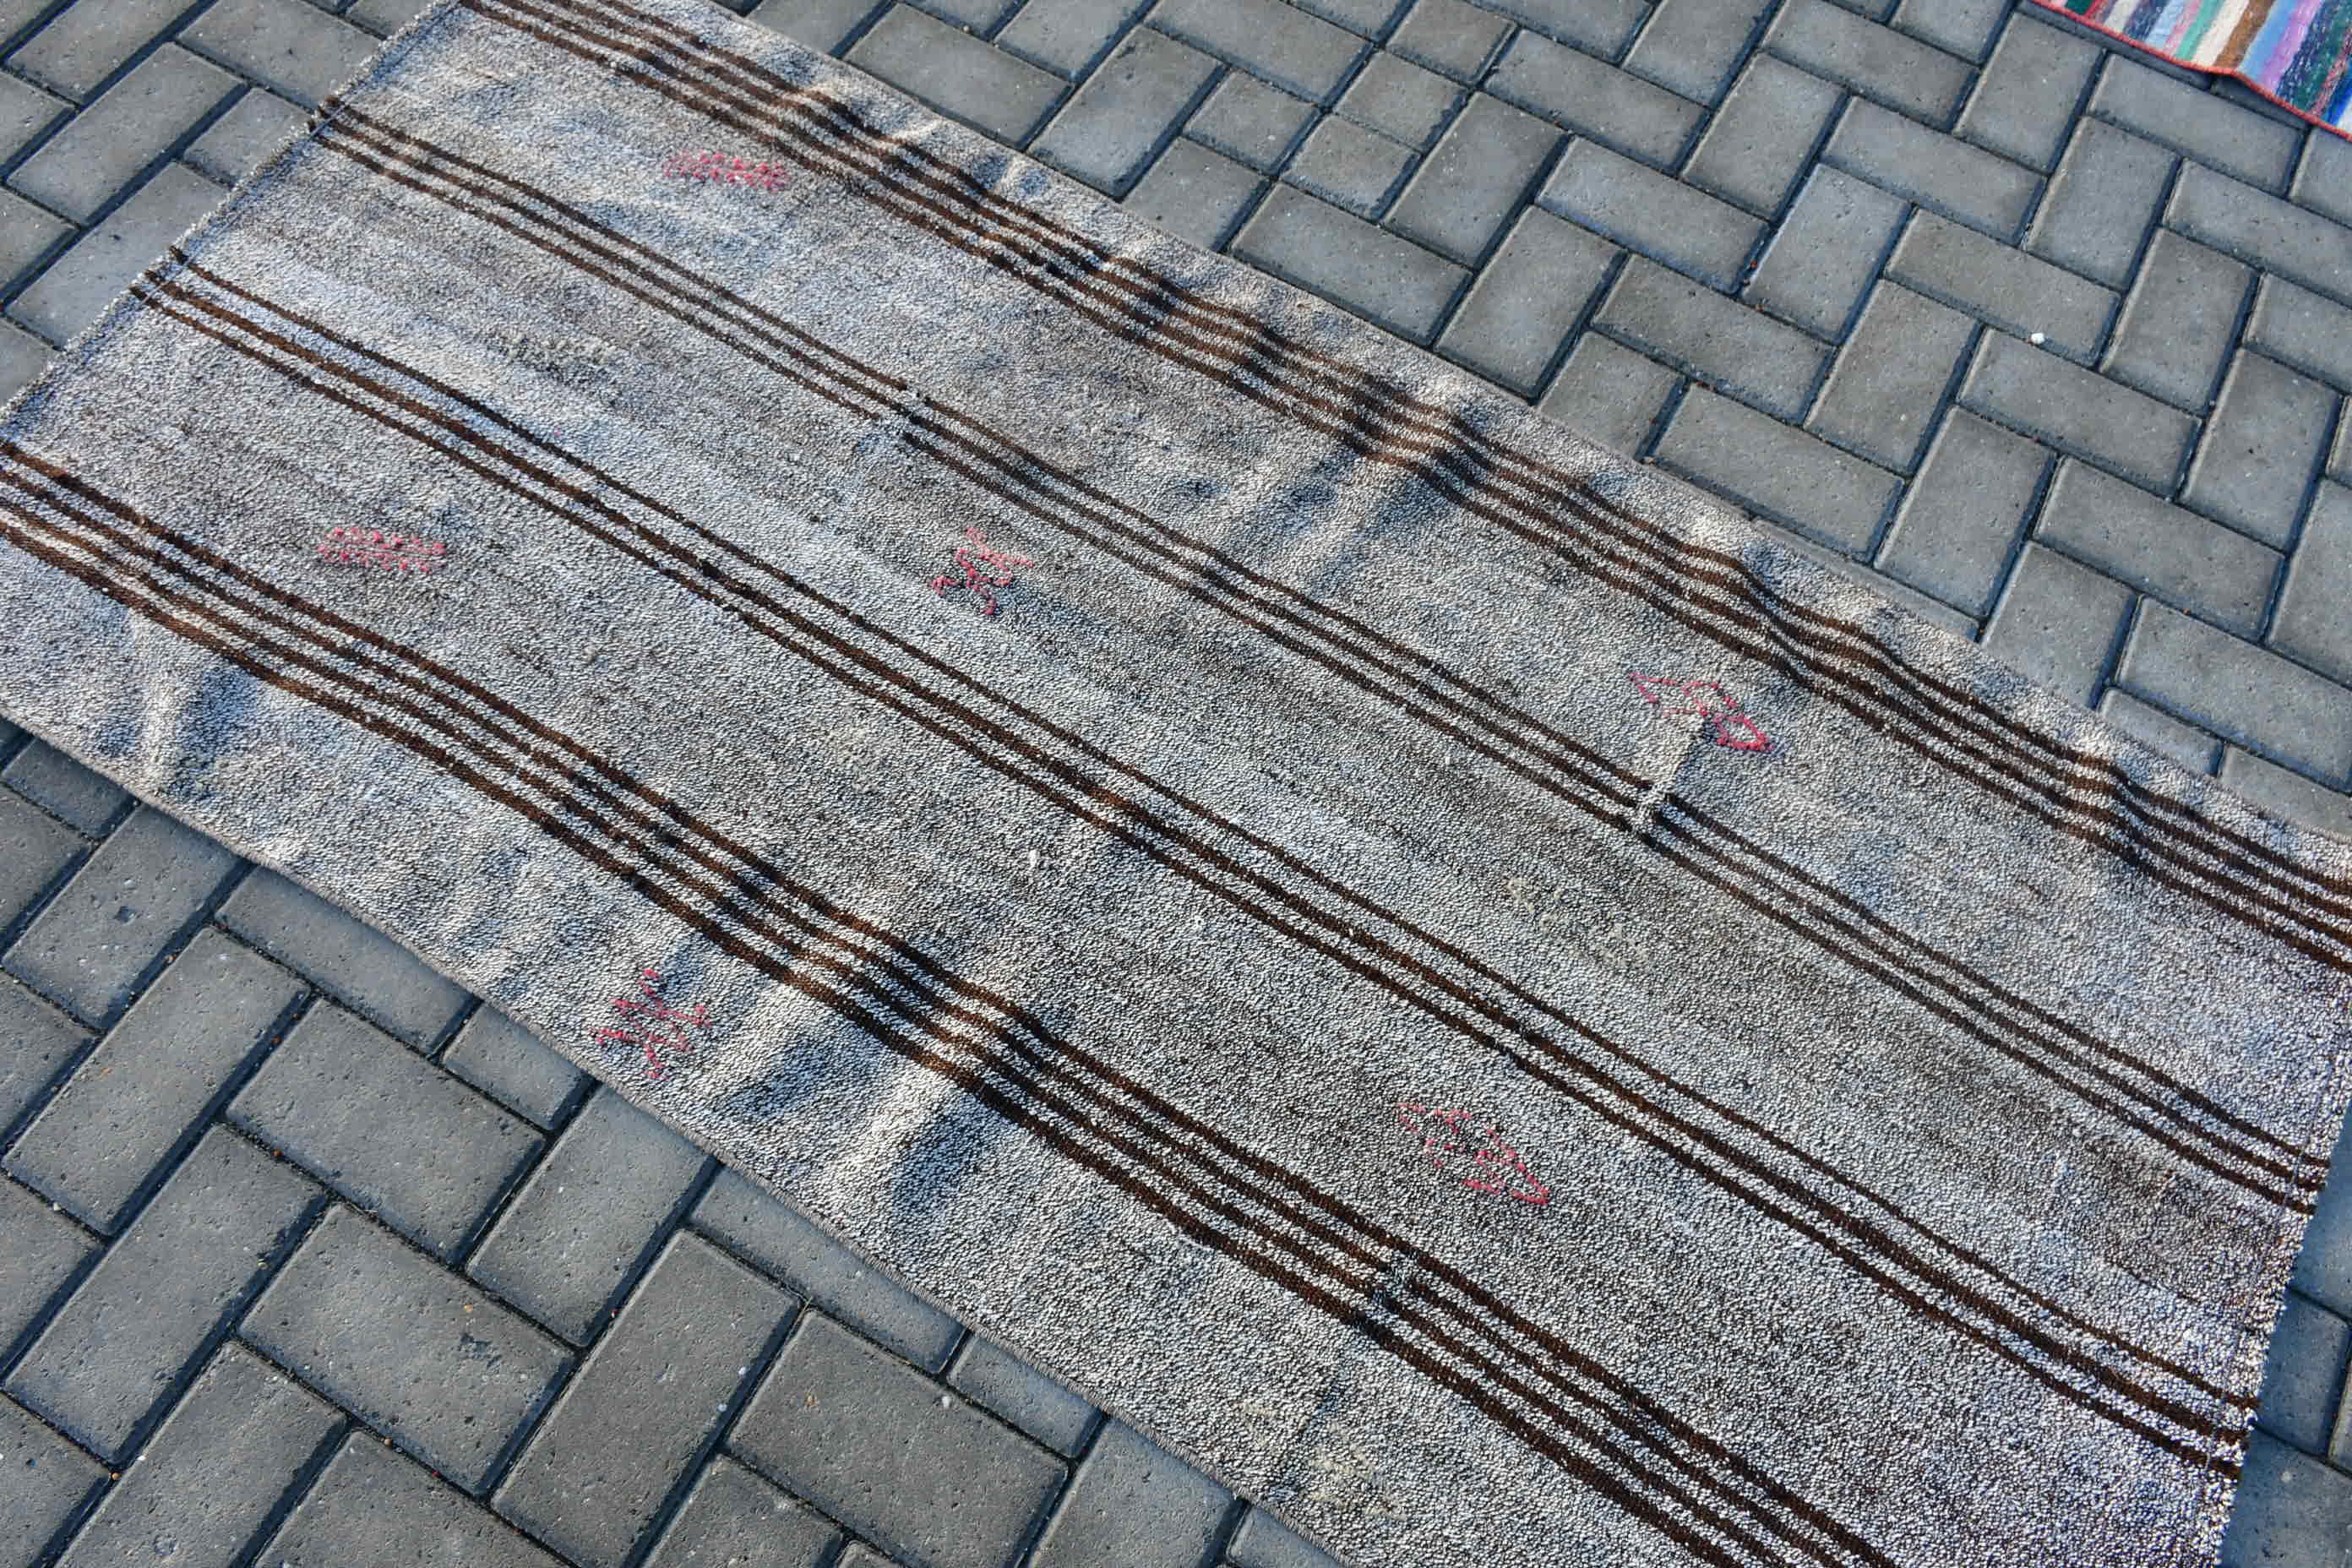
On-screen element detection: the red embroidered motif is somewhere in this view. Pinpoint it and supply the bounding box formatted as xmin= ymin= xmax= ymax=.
xmin=929 ymin=526 xmax=1034 ymax=617
xmin=591 ymin=968 xmax=712 ymax=1080
xmin=1396 ymin=1102 xmax=1551 ymax=1205
xmin=661 ymin=150 xmax=787 ymax=190
xmin=318 ymin=526 xmax=448 ymax=574
xmin=1628 ymin=672 xmax=1772 ymax=753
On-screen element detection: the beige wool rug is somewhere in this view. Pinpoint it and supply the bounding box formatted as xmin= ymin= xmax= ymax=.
xmin=3 ymin=3 xmax=2349 ymax=1563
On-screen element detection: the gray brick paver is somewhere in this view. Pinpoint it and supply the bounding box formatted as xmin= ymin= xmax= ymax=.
xmin=0 ymin=789 xmax=79 ymax=939
xmin=0 ymin=323 xmax=48 ymax=402
xmin=1 ymin=741 xmax=127 ymax=835
xmin=1382 ymin=0 xmax=1508 ymax=81
xmin=1124 ymin=138 xmax=1262 ymax=248
xmin=2118 ymin=601 xmax=2352 ymax=781
xmin=1281 ymin=115 xmax=1413 ymax=218
xmin=7 ymin=0 xmax=184 ymax=101
xmin=1888 ymin=0 xmax=2007 ymax=62
xmin=2271 ymin=482 xmax=2352 ymax=689
xmin=1145 ymin=0 xmax=1364 ymax=103
xmin=0 ymin=1394 xmax=105 ymax=1568
xmin=1741 ymin=165 xmax=1906 ymax=338
xmin=1185 ymin=72 xmax=1314 ymax=171
xmin=2224 ymin=748 xmax=2352 ymax=841
xmin=2247 ymin=277 xmax=2352 ymax=395
xmin=1384 ymin=93 xmax=1558 ymax=265
xmin=2255 ymin=1292 xmax=2352 ymax=1456
xmin=994 ymin=0 xmax=1142 ymax=77
xmin=1596 ymin=255 xmax=1825 ymax=422
xmin=2102 ymin=231 xmax=2252 ymax=410
xmin=0 ymin=189 xmax=73 ymax=300
xmin=1028 ymin=1419 xmax=1233 ymax=1568
xmin=1958 ymin=330 xmax=2196 ymax=494
xmin=1874 ymin=407 xmax=2046 ymax=616
xmin=8 ymin=162 xmax=225 ymax=345
xmin=182 ymin=0 xmax=379 ymax=110
xmin=1953 ymin=13 xmax=2098 ymax=172
xmin=2087 ymin=55 xmax=2300 ymax=193
xmin=1765 ymin=0 xmax=1970 ymax=124
xmin=2295 ymin=128 xmax=2352 ymax=230
xmin=947 ymin=1335 xmax=1099 ymax=1456
xmin=258 ymin=1433 xmax=567 ymax=1568
xmin=1233 ymin=183 xmax=1465 ymax=340
xmin=2222 ymin=1432 xmax=2352 ymax=1565
xmin=1032 ymin=28 xmax=1218 ymax=193
xmin=1227 ymin=1505 xmax=1344 ymax=1568
xmin=2098 ymin=689 xmax=2220 ymax=774
xmin=2180 ymin=351 xmax=2338 ymax=548
xmin=441 ymin=1006 xmax=588 ymax=1130
xmin=923 ymin=0 xmax=1023 ymax=37
xmin=8 ymin=46 xmax=238 ymax=225
xmin=1823 ymin=98 xmax=2040 ymax=240
xmin=1334 ymin=52 xmax=1459 ymax=149
xmin=846 ymin=8 xmax=1065 ymax=144
xmin=1683 ymin=52 xmax=1843 ymax=217
xmin=1808 ymin=280 xmax=1974 ymax=471
xmin=215 ymin=868 xmax=467 ymax=1049
xmin=1467 ymin=0 xmax=1645 ymax=55
xmin=1485 ymin=30 xmax=1703 ymax=170
xmin=642 ymin=1456 xmax=841 ymax=1568
xmin=1433 ymin=205 xmax=1615 ymax=395
xmin=2024 ymin=116 xmax=2176 ymax=287
xmin=1979 ymin=542 xmax=2132 ymax=709
xmin=1537 ymin=331 xmax=1678 ymax=454
xmin=1622 ymin=0 xmax=1773 ymax=104
xmin=1654 ymin=386 xmax=1897 ymax=551
xmin=749 ymin=0 xmax=890 ymax=53
xmin=0 ymin=1176 xmax=94 ymax=1357
xmin=2035 ymin=460 xmax=2281 ymax=638
xmin=1286 ymin=0 xmax=1402 ymax=40
xmin=0 ymin=74 xmax=69 ymax=166
xmin=0 ymin=977 xmax=84 ymax=1140
xmin=2168 ymin=161 xmax=2352 ymax=310
xmin=1538 ymin=138 xmax=1763 ymax=291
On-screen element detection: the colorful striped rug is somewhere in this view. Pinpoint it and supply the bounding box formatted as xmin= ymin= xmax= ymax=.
xmin=5 ymin=1 xmax=2352 ymax=1565
xmin=2035 ymin=0 xmax=2352 ymax=133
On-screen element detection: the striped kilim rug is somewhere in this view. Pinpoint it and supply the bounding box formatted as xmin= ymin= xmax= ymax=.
xmin=4 ymin=3 xmax=2351 ymax=1564
xmin=2034 ymin=0 xmax=2352 ymax=133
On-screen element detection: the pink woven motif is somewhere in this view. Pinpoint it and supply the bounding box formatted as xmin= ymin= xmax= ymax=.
xmin=591 ymin=969 xmax=712 ymax=1080
xmin=930 ymin=526 xmax=1034 ymax=617
xmin=1627 ymin=671 xmax=1771 ymax=752
xmin=318 ymin=526 xmax=448 ymax=574
xmin=661 ymin=150 xmax=787 ymax=191
xmin=1396 ymin=1102 xmax=1551 ymax=1206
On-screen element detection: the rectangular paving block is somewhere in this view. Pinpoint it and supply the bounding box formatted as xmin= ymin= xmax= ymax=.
xmin=8 ymin=46 xmax=238 ymax=224
xmin=1485 ymin=31 xmax=1702 ymax=169
xmin=1145 ymin=0 xmax=1364 ymax=102
xmin=1282 ymin=116 xmax=1413 ymax=218
xmin=1874 ymin=408 xmax=2046 ymax=616
xmin=181 ymin=0 xmax=378 ymax=109
xmin=1287 ymin=0 xmax=1403 ymax=40
xmin=1028 ymin=1419 xmax=1231 ymax=1568
xmin=643 ymin=1455 xmax=840 ymax=1568
xmin=0 ymin=789 xmax=79 ymax=939
xmin=0 ymin=1394 xmax=106 ymax=1568
xmin=0 ymin=74 xmax=68 ymax=168
xmin=846 ymin=8 xmax=1065 ymax=144
xmin=748 ymin=0 xmax=889 ymax=53
xmin=1740 ymin=165 xmax=1905 ymax=337
xmin=1334 ymin=52 xmax=1460 ymax=149
xmin=2088 ymin=55 xmax=2300 ymax=193
xmin=1683 ymin=52 xmax=1843 ymax=217
xmin=1536 ymin=332 xmax=1679 ymax=455
xmin=56 ymin=1342 xmax=340 ymax=1568
xmin=2222 ymin=1431 xmax=2352 ymax=1565
xmin=2253 ymin=1291 xmax=2351 ymax=1456
xmin=8 ymin=1128 xmax=320 ymax=1462
xmin=2297 ymin=126 xmax=2352 ymax=229
xmin=6 ymin=0 xmax=185 ymax=101
xmin=258 ymin=1434 xmax=565 ymax=1568
xmin=694 ymin=1167 xmax=961 ymax=1370
xmin=0 ymin=188 xmax=71 ymax=302
xmin=1595 ymin=256 xmax=1825 ymax=422
xmin=1232 ymin=184 xmax=1466 ymax=341
xmin=1763 ymin=0 xmax=1971 ymax=123
xmin=467 ymin=1086 xmax=711 ymax=1344
xmin=994 ymin=0 xmax=1141 ymax=76
xmin=1124 ymin=138 xmax=1262 ymax=249
xmin=1467 ymin=0 xmax=1644 ymax=54
xmin=2118 ymin=601 xmax=2352 ymax=780
xmin=1622 ymin=0 xmax=1774 ymax=104
xmin=1384 ymin=0 xmax=1510 ymax=82
xmin=2271 ymin=481 xmax=2352 ymax=687
xmin=1959 ymin=331 xmax=2197 ymax=494
xmin=0 ymin=977 xmax=84 ymax=1146
xmin=7 ymin=926 xmax=304 ymax=1234
xmin=1538 ymin=138 xmax=1763 ymax=290
xmin=2168 ymin=161 xmax=2352 ymax=309
xmin=2247 ymin=276 xmax=2352 ymax=395
xmin=731 ymin=1312 xmax=1066 ymax=1568
xmin=2098 ymin=689 xmax=2221 ymax=775
xmin=2024 ymin=117 xmax=2175 ymax=288
xmin=1228 ymin=1505 xmax=1346 ymax=1568
xmin=1822 ymin=98 xmax=2040 ymax=240
xmin=496 ymin=1234 xmax=793 ymax=1568
xmin=947 ymin=1335 xmax=1098 ymax=1456
xmin=2223 ymin=748 xmax=2352 ymax=841
xmin=440 ymin=1006 xmax=587 ymax=1130
xmin=8 ymin=161 xmax=224 ymax=346
xmin=1952 ymin=13 xmax=2099 ymax=172
xmin=1434 ymin=206 xmax=1615 ymax=395
xmin=2034 ymin=460 xmax=2281 ymax=637
xmin=1184 ymin=71 xmax=1313 ymax=170
xmin=1384 ymin=93 xmax=1559 ymax=265
xmin=1653 ymin=387 xmax=1898 ymax=551
xmin=2100 ymin=231 xmax=2251 ymax=411
xmin=2 ymin=740 xmax=128 ymax=834
xmin=0 ymin=1176 xmax=95 ymax=1358
xmin=0 ymin=320 xmax=49 ymax=403
xmin=1031 ymin=28 xmax=1217 ymax=193
xmin=1808 ymin=280 xmax=1974 ymax=471
xmin=1979 ymin=542 xmax=2133 ymax=708
xmin=229 ymin=1001 xmax=540 ymax=1260
xmin=247 ymin=1205 xmax=569 ymax=1493
xmin=215 ymin=868 xmax=467 ymax=1049
xmin=2181 ymin=351 xmax=2338 ymax=548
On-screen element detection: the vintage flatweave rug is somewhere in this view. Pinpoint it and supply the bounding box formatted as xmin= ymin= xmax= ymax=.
xmin=4 ymin=2 xmax=2351 ymax=1563
xmin=2033 ymin=0 xmax=2352 ymax=133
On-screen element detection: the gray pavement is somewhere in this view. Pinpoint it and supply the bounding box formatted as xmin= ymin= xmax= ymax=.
xmin=6 ymin=0 xmax=2352 ymax=1560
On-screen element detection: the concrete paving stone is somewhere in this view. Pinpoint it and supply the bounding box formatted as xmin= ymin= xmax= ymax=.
xmin=2272 ymin=482 xmax=2352 ymax=688
xmin=0 ymin=73 xmax=68 ymax=166
xmin=1654 ymin=386 xmax=1897 ymax=550
xmin=1623 ymin=0 xmax=1773 ymax=104
xmin=2182 ymin=351 xmax=2338 ymax=548
xmin=1486 ymin=30 xmax=1702 ymax=169
xmin=2247 ymin=277 xmax=2352 ymax=395
xmin=2169 ymin=161 xmax=2352 ymax=310
xmin=694 ymin=1167 xmax=961 ymax=1371
xmin=8 ymin=46 xmax=238 ymax=225
xmin=1741 ymin=164 xmax=1905 ymax=336
xmin=0 ymin=1176 xmax=94 ymax=1357
xmin=257 ymin=1433 xmax=565 ymax=1568
xmin=0 ymin=787 xmax=81 ymax=937
xmin=1763 ymin=0 xmax=1970 ymax=123
xmin=1334 ymin=51 xmax=1459 ymax=149
xmin=346 ymin=0 xmax=443 ymax=36
xmin=1032 ymin=28 xmax=1217 ymax=193
xmin=835 ymin=1549 xmax=899 ymax=1568
xmin=1124 ymin=137 xmax=1262 ymax=247
xmin=0 ymin=975 xmax=83 ymax=1135
xmin=1384 ymin=93 xmax=1558 ymax=264
xmin=6 ymin=0 xmax=183 ymax=101
xmin=2101 ymin=231 xmax=2252 ymax=410
xmin=0 ymin=1394 xmax=105 ymax=1568
xmin=8 ymin=162 xmax=223 ymax=345
xmin=747 ymin=0 xmax=890 ymax=52
xmin=1281 ymin=114 xmax=1412 ymax=218
xmin=847 ymin=9 xmax=1065 ymax=143
xmin=1028 ymin=1419 xmax=1231 ymax=1568
xmin=0 ymin=320 xmax=52 ymax=401
xmin=228 ymin=1001 xmax=540 ymax=1260
xmin=7 ymin=927 xmax=303 ymax=1235
xmin=216 ymin=868 xmax=467 ymax=1049
xmin=1536 ymin=331 xmax=1679 ymax=454
xmin=1596 ymin=255 xmax=1824 ymax=420
xmin=2220 ymin=1430 xmax=2352 ymax=1566
xmin=993 ymin=0 xmax=1140 ymax=75
xmin=2295 ymin=128 xmax=2352 ymax=229
xmin=2035 ymin=460 xmax=2281 ymax=637
xmin=1808 ymin=280 xmax=1974 ymax=471
xmin=56 ymin=1342 xmax=340 ymax=1568
xmin=0 ymin=188 xmax=71 ymax=295
xmin=2297 ymin=1126 xmax=2352 ymax=1318
xmin=497 ymin=1234 xmax=792 ymax=1568
xmin=7 ymin=1127 xmax=320 ymax=1462
xmin=1383 ymin=0 xmax=1509 ymax=81
xmin=1886 ymin=0 xmax=2004 ymax=60
xmin=2118 ymin=601 xmax=2352 ymax=781
xmin=440 ymin=1006 xmax=587 ymax=1130
xmin=1954 ymin=13 xmax=2098 ymax=172
xmin=1227 ymin=1505 xmax=1344 ymax=1568
xmin=2088 ymin=54 xmax=2299 ymax=193
xmin=2338 ymin=413 xmax=2352 ymax=485
xmin=1434 ymin=205 xmax=1615 ymax=395
xmin=1145 ymin=0 xmax=1365 ymax=102
xmin=247 ymin=1204 xmax=569 ymax=1492
xmin=4 ymin=803 xmax=240 ymax=1027
xmin=642 ymin=1455 xmax=841 ymax=1568
xmin=1979 ymin=542 xmax=2133 ymax=708
xmin=1874 ymin=408 xmax=2047 ymax=616
xmin=916 ymin=0 xmax=1021 ymax=37
xmin=1233 ymin=182 xmax=1465 ymax=340
xmin=184 ymin=84 xmax=307 ymax=185
xmin=0 ymin=739 xmax=127 ymax=833
xmin=2024 ymin=116 xmax=2176 ymax=288
xmin=1958 ymin=331 xmax=2197 ymax=494
xmin=731 ymin=1311 xmax=1066 ymax=1568
xmin=947 ymin=1335 xmax=1098 ymax=1456
xmin=1683 ymin=52 xmax=1843 ymax=217
xmin=1538 ymin=138 xmax=1762 ymax=290
xmin=467 ymin=1085 xmax=711 ymax=1345
xmin=1779 ymin=529 xmax=1985 ymax=638
xmin=1823 ymin=98 xmax=2040 ymax=241
xmin=1286 ymin=0 xmax=1404 ymax=39
xmin=182 ymin=0 xmax=378 ymax=110
xmin=1184 ymin=71 xmax=1314 ymax=171
xmin=2253 ymin=1291 xmax=2352 ymax=1456
xmin=1465 ymin=0 xmax=1645 ymax=55
xmin=2098 ymin=689 xmax=2221 ymax=774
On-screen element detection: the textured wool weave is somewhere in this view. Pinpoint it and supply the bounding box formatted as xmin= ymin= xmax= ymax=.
xmin=2032 ymin=0 xmax=2352 ymax=133
xmin=3 ymin=3 xmax=2350 ymax=1563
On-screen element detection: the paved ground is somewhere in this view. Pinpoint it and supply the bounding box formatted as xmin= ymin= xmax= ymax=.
xmin=5 ymin=0 xmax=2352 ymax=1560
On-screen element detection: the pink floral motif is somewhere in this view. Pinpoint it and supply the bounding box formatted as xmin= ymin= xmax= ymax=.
xmin=317 ymin=526 xmax=448 ymax=574
xmin=929 ymin=526 xmax=1034 ymax=617
xmin=1627 ymin=671 xmax=1771 ymax=753
xmin=591 ymin=969 xmax=712 ymax=1080
xmin=661 ymin=149 xmax=787 ymax=191
xmin=1396 ymin=1102 xmax=1551 ymax=1206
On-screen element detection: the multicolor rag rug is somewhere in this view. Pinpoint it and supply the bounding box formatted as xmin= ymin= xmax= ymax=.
xmin=2034 ymin=0 xmax=2352 ymax=133
xmin=4 ymin=1 xmax=2351 ymax=1564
